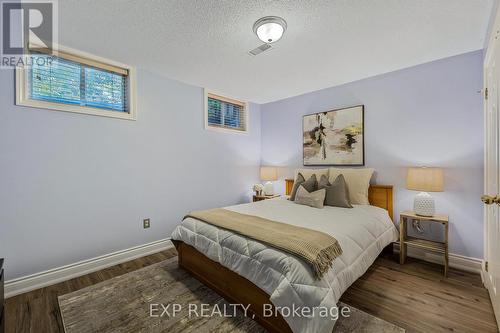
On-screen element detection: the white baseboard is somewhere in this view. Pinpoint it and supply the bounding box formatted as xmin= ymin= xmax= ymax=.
xmin=5 ymin=238 xmax=173 ymax=298
xmin=393 ymin=243 xmax=482 ymax=274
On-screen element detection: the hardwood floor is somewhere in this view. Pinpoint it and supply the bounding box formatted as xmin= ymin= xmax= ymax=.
xmin=5 ymin=249 xmax=177 ymax=333
xmin=342 ymin=253 xmax=498 ymax=333
xmin=5 ymin=249 xmax=498 ymax=333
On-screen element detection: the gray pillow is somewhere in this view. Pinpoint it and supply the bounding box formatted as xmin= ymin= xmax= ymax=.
xmin=294 ymin=185 xmax=326 ymax=209
xmin=290 ymin=173 xmax=317 ymax=201
xmin=289 ymin=173 xmax=305 ymax=201
xmin=301 ymin=174 xmax=318 ymax=192
xmin=318 ymin=174 xmax=353 ymax=208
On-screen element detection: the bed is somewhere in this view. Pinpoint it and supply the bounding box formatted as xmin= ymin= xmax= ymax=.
xmin=171 ymin=179 xmax=397 ymax=333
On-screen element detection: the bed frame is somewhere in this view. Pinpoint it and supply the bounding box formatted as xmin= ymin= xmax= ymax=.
xmin=173 ymin=181 xmax=393 ymax=333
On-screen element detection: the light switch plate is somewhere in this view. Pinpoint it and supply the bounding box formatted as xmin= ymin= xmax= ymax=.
xmin=143 ymin=218 xmax=150 ymax=229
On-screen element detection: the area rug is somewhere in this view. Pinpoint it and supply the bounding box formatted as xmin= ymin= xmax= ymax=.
xmin=58 ymin=257 xmax=405 ymax=333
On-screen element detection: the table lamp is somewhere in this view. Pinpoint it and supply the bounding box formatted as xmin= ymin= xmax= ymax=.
xmin=260 ymin=166 xmax=278 ymax=195
xmin=406 ymin=167 xmax=444 ymax=216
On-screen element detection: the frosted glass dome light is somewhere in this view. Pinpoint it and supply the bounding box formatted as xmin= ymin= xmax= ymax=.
xmin=253 ymin=16 xmax=287 ymax=44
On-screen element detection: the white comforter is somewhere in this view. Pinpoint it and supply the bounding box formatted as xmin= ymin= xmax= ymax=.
xmin=171 ymin=198 xmax=398 ymax=333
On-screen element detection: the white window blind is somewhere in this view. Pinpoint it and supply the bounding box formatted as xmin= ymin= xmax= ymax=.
xmin=16 ymin=45 xmax=136 ymax=120
xmin=28 ymin=52 xmax=128 ymax=113
xmin=206 ymin=93 xmax=247 ymax=132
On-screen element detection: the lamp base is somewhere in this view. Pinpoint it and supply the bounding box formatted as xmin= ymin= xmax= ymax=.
xmin=413 ymin=192 xmax=435 ymax=217
xmin=263 ymin=181 xmax=274 ymax=195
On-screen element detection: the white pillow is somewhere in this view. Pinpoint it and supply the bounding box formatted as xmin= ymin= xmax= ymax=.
xmin=293 ymin=168 xmax=329 ymax=183
xmin=328 ymin=168 xmax=374 ymax=205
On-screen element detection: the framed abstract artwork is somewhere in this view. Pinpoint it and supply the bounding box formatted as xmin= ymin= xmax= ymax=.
xmin=303 ymin=105 xmax=364 ymax=166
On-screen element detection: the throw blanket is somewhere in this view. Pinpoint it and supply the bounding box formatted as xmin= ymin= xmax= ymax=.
xmin=184 ymin=208 xmax=343 ymax=279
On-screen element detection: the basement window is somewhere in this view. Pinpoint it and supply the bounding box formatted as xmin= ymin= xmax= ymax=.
xmin=205 ymin=92 xmax=247 ymax=133
xmin=16 ymin=46 xmax=136 ymax=120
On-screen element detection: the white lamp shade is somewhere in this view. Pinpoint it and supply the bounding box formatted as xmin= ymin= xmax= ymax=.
xmin=260 ymin=166 xmax=278 ymax=181
xmin=406 ymin=167 xmax=444 ymax=192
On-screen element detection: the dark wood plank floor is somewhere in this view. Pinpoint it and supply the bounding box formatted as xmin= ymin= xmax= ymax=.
xmin=5 ymin=249 xmax=498 ymax=333
xmin=342 ymin=254 xmax=498 ymax=333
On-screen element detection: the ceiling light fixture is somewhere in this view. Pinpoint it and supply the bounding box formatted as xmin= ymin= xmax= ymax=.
xmin=253 ymin=16 xmax=287 ymax=44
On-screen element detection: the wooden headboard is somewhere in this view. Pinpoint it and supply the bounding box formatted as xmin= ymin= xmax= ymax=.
xmin=285 ymin=179 xmax=394 ymax=220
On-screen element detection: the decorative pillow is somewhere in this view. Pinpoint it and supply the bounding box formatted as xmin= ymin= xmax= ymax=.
xmin=294 ymin=186 xmax=326 ymax=209
xmin=289 ymin=173 xmax=305 ymax=201
xmin=301 ymin=174 xmax=318 ymax=193
xmin=318 ymin=175 xmax=353 ymax=208
xmin=294 ymin=168 xmax=329 ymax=184
xmin=328 ymin=168 xmax=374 ymax=205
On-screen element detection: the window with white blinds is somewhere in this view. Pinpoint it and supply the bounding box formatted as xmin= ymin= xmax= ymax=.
xmin=16 ymin=47 xmax=136 ymax=120
xmin=206 ymin=93 xmax=247 ymax=132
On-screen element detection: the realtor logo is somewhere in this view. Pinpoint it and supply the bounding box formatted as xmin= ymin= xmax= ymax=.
xmin=1 ymin=0 xmax=57 ymax=67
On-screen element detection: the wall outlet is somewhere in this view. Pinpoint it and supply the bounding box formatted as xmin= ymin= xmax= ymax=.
xmin=143 ymin=218 xmax=151 ymax=229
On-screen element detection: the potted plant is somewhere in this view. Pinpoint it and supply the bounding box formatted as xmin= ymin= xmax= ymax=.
xmin=253 ymin=184 xmax=264 ymax=196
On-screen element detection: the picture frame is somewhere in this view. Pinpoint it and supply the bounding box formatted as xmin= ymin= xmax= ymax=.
xmin=303 ymin=105 xmax=365 ymax=166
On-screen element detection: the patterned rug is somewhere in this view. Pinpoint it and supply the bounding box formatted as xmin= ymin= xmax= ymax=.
xmin=58 ymin=257 xmax=404 ymax=332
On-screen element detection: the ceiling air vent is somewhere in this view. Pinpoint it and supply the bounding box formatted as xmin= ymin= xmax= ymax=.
xmin=249 ymin=43 xmax=272 ymax=56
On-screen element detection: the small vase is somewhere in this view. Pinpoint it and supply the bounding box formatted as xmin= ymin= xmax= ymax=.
xmin=256 ymin=190 xmax=262 ymax=196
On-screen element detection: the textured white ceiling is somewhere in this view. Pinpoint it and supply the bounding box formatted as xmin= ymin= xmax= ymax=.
xmin=58 ymin=0 xmax=493 ymax=103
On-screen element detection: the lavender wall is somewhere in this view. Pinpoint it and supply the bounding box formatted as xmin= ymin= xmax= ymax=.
xmin=261 ymin=51 xmax=484 ymax=259
xmin=0 ymin=69 xmax=261 ymax=280
xmin=0 ymin=50 xmax=484 ymax=281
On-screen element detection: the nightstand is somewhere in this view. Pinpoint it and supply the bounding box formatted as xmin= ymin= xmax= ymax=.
xmin=253 ymin=194 xmax=280 ymax=202
xmin=399 ymin=211 xmax=449 ymax=276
